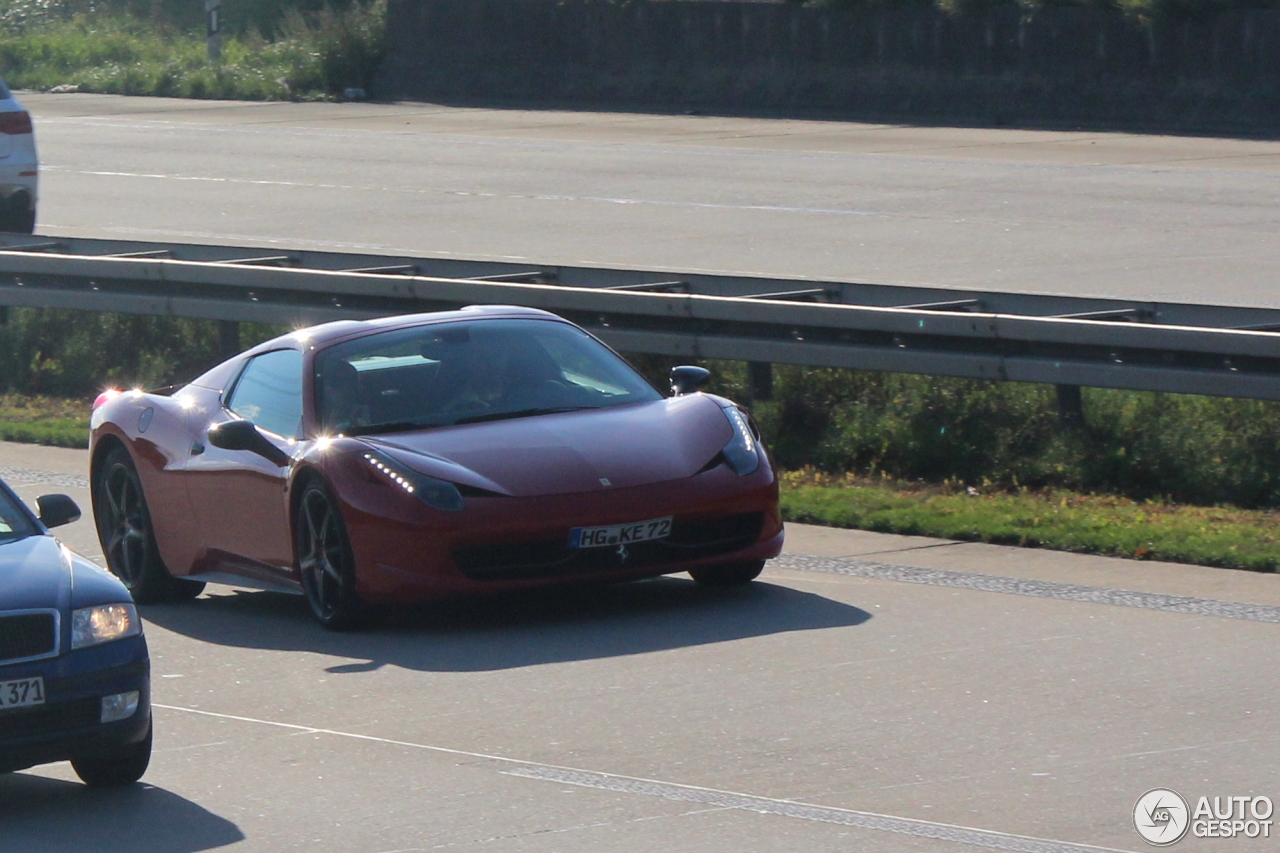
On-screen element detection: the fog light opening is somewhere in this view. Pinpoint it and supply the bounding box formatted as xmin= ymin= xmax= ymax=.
xmin=100 ymin=691 xmax=140 ymax=723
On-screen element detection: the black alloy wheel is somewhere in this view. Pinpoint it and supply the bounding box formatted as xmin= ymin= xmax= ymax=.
xmin=94 ymin=448 xmax=204 ymax=603
xmin=688 ymin=560 xmax=765 ymax=587
xmin=296 ymin=482 xmax=366 ymax=631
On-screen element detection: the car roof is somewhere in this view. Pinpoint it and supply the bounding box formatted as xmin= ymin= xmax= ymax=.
xmin=293 ymin=305 xmax=566 ymax=349
xmin=188 ymin=306 xmax=569 ymax=390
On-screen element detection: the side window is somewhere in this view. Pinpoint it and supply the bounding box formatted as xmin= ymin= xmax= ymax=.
xmin=226 ymin=349 xmax=304 ymax=439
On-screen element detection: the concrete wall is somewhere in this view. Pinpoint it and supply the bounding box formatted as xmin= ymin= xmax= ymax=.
xmin=375 ymin=0 xmax=1280 ymax=132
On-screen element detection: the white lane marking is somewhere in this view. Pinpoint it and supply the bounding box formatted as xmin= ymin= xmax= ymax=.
xmin=25 ymin=228 xmax=857 ymax=283
xmin=153 ymin=704 xmax=1134 ymax=853
xmin=44 ymin=166 xmax=362 ymax=191
xmin=42 ymin=165 xmax=886 ymax=216
xmin=504 ymin=766 xmax=1137 ymax=853
xmin=52 ymin=225 xmax=467 ymax=256
xmin=531 ymin=192 xmax=883 ymax=216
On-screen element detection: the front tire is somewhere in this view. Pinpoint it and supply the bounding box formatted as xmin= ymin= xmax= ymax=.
xmin=94 ymin=447 xmax=205 ymax=603
xmin=689 ymin=560 xmax=764 ymax=587
xmin=296 ymin=482 xmax=366 ymax=631
xmin=71 ymin=724 xmax=152 ymax=787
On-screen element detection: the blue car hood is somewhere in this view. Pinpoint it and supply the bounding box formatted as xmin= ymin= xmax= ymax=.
xmin=0 ymin=534 xmax=73 ymax=612
xmin=0 ymin=535 xmax=129 ymax=613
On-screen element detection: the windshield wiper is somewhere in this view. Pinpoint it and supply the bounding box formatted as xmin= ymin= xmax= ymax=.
xmin=451 ymin=406 xmax=597 ymax=426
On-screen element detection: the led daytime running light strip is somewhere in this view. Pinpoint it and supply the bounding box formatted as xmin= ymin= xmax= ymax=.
xmin=362 ymin=452 xmax=416 ymax=494
xmin=727 ymin=407 xmax=755 ymax=451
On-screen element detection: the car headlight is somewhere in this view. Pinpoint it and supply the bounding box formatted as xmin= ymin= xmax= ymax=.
xmin=71 ymin=603 xmax=142 ymax=650
xmin=721 ymin=406 xmax=760 ymax=476
xmin=361 ymin=450 xmax=465 ymax=512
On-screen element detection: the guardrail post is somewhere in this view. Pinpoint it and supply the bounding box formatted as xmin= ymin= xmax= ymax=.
xmin=217 ymin=320 xmax=239 ymax=361
xmin=1056 ymin=384 xmax=1085 ymax=428
xmin=748 ymin=362 xmax=773 ymax=402
xmin=205 ymin=0 xmax=222 ymax=62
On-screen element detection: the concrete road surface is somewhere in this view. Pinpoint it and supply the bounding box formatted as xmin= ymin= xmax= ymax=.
xmin=21 ymin=93 xmax=1280 ymax=307
xmin=2 ymin=441 xmax=1277 ymax=852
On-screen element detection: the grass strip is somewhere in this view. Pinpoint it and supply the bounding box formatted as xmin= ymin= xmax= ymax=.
xmin=0 ymin=393 xmax=89 ymax=447
xmin=781 ymin=473 xmax=1280 ymax=573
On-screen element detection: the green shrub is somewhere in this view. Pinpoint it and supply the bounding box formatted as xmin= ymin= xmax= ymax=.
xmin=0 ymin=308 xmax=285 ymax=397
xmin=0 ymin=1 xmax=374 ymax=36
xmin=625 ymin=354 xmax=1280 ymax=509
xmin=4 ymin=311 xmax=1280 ymax=509
xmin=0 ymin=1 xmax=386 ymax=100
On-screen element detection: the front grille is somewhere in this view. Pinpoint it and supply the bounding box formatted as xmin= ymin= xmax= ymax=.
xmin=454 ymin=512 xmax=764 ymax=581
xmin=0 ymin=612 xmax=57 ymax=664
xmin=0 ymin=697 xmax=100 ymax=740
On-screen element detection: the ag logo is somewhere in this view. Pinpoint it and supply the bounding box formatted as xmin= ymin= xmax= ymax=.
xmin=1135 ymin=789 xmax=1190 ymax=846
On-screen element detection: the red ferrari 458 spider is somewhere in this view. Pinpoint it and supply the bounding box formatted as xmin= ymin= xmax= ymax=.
xmin=89 ymin=306 xmax=783 ymax=628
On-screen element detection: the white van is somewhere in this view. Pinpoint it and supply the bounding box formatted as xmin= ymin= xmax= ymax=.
xmin=0 ymin=78 xmax=38 ymax=233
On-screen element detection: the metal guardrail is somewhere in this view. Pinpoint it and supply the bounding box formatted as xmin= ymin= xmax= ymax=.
xmin=2 ymin=234 xmax=1280 ymax=401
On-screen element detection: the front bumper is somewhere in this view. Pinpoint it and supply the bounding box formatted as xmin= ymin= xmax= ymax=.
xmin=0 ymin=636 xmax=151 ymax=774
xmin=338 ymin=460 xmax=783 ymax=603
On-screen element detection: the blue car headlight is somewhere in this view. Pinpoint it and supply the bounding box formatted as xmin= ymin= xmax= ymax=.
xmin=361 ymin=450 xmax=465 ymax=512
xmin=721 ymin=406 xmax=760 ymax=476
xmin=71 ymin=603 xmax=142 ymax=650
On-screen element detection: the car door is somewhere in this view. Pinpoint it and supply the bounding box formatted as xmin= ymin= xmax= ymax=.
xmin=183 ymin=348 xmax=303 ymax=584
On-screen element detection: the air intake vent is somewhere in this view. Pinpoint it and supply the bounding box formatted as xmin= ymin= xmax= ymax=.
xmin=0 ymin=612 xmax=58 ymax=664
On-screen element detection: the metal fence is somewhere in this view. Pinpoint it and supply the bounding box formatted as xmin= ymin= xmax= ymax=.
xmin=2 ymin=234 xmax=1280 ymax=402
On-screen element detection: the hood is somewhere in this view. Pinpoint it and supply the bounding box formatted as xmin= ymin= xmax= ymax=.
xmin=69 ymin=554 xmax=136 ymax=610
xmin=367 ymin=395 xmax=732 ymax=497
xmin=0 ymin=534 xmax=73 ymax=612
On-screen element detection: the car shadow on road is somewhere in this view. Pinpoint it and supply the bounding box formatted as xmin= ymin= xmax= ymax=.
xmin=0 ymin=774 xmax=244 ymax=853
xmin=140 ymin=576 xmax=871 ymax=673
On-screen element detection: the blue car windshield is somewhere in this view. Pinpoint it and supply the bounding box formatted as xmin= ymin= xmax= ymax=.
xmin=0 ymin=487 xmax=37 ymax=541
xmin=314 ymin=319 xmax=663 ymax=435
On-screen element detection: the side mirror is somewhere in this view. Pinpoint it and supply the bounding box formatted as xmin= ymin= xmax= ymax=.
xmin=208 ymin=420 xmax=291 ymax=467
xmin=37 ymin=494 xmax=81 ymax=529
xmin=670 ymin=365 xmax=711 ymax=396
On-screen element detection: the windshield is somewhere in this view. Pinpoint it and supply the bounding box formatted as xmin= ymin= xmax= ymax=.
xmin=0 ymin=486 xmax=37 ymax=541
xmin=313 ymin=319 xmax=662 ymax=435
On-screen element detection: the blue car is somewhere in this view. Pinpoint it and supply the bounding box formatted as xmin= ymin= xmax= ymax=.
xmin=0 ymin=478 xmax=151 ymax=786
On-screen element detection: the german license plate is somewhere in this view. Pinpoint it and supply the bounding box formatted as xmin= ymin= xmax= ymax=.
xmin=570 ymin=516 xmax=672 ymax=549
xmin=0 ymin=676 xmax=45 ymax=710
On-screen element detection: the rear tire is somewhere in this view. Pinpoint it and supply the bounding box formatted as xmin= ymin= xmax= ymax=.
xmin=296 ymin=482 xmax=367 ymax=631
xmin=71 ymin=724 xmax=152 ymax=787
xmin=12 ymin=204 xmax=34 ymax=234
xmin=94 ymin=447 xmax=204 ymax=603
xmin=688 ymin=560 xmax=764 ymax=587
xmin=0 ymin=194 xmax=34 ymax=233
